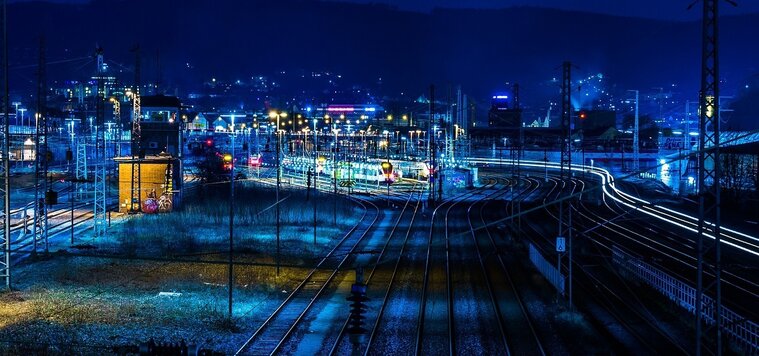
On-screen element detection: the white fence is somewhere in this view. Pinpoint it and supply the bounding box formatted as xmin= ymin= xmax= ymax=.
xmin=612 ymin=246 xmax=758 ymax=353
xmin=529 ymin=243 xmax=565 ymax=294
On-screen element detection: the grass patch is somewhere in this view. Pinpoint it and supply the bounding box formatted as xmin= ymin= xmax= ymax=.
xmin=105 ymin=182 xmax=360 ymax=260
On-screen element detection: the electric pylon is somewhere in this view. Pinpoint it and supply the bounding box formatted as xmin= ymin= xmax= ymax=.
xmin=92 ymin=47 xmax=107 ymax=236
xmin=559 ymin=61 xmax=573 ymax=303
xmin=129 ymin=45 xmax=142 ymax=213
xmin=696 ymin=0 xmax=725 ymax=353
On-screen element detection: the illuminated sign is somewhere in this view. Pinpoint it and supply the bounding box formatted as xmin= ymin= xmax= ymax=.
xmin=327 ymin=107 xmax=355 ymax=112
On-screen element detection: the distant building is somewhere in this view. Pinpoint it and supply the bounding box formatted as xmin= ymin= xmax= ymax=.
xmin=138 ymin=95 xmax=183 ymax=157
xmin=189 ymin=113 xmax=210 ymax=131
xmin=212 ymin=116 xmax=230 ymax=132
xmin=576 ymin=109 xmax=616 ymax=135
xmin=487 ymin=95 xmax=522 ymax=128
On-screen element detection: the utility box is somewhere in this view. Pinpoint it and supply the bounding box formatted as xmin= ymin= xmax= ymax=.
xmin=115 ymin=154 xmax=182 ymax=213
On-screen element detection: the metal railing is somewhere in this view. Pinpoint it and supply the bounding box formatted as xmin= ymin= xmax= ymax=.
xmin=612 ymin=246 xmax=758 ymax=352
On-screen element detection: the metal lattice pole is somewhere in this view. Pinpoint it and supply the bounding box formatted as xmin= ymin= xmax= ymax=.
xmin=1 ymin=0 xmax=11 ymax=289
xmin=560 ymin=62 xmax=572 ymax=178
xmin=428 ymin=85 xmax=435 ymax=203
xmin=76 ymin=140 xmax=87 ymax=181
xmin=93 ymin=48 xmax=107 ymax=237
xmin=33 ymin=37 xmax=49 ymax=253
xmin=130 ymin=45 xmax=141 ymax=213
xmin=276 ymin=113 xmax=281 ymax=277
xmin=559 ymin=61 xmax=573 ymax=300
xmin=631 ymin=89 xmax=640 ymax=173
xmin=515 ymin=83 xmax=523 ymax=235
xmin=696 ymin=0 xmax=723 ymax=353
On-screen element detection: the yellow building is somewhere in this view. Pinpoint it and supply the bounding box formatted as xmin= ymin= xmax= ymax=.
xmin=115 ymin=155 xmax=182 ymax=213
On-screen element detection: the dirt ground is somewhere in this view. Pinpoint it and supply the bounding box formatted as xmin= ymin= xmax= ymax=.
xmin=0 ymin=183 xmax=362 ymax=354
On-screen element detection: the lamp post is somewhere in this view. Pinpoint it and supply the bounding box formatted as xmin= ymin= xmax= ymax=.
xmin=383 ymin=130 xmax=391 ymax=204
xmin=393 ymin=130 xmax=401 ymax=158
xmin=228 ymin=114 xmax=236 ymax=321
xmin=313 ymin=118 xmax=318 ymax=246
xmin=18 ymin=108 xmax=26 ymax=130
xmin=409 ymin=131 xmax=415 ymax=157
xmin=269 ymin=110 xmax=287 ymax=276
xmin=332 ymin=125 xmax=340 ymax=226
xmin=67 ymin=122 xmax=75 ymax=245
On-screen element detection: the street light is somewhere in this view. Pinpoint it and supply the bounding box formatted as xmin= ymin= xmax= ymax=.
xmin=332 ymin=126 xmax=340 ymax=225
xmin=18 ymin=108 xmax=27 ymax=129
xmin=313 ymin=118 xmax=318 ymax=246
xmin=228 ymin=114 xmax=236 ymax=320
xmin=269 ymin=110 xmax=287 ymax=276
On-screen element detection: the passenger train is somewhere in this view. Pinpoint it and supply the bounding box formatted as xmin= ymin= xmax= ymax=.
xmin=281 ymin=156 xmax=430 ymax=183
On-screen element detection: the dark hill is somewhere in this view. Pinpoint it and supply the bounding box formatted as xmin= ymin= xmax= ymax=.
xmin=7 ymin=0 xmax=759 ymax=111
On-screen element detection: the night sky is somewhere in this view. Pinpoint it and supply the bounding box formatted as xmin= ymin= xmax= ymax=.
xmin=6 ymin=0 xmax=759 ymax=125
xmin=10 ymin=0 xmax=759 ymax=20
xmin=341 ymin=0 xmax=759 ymax=20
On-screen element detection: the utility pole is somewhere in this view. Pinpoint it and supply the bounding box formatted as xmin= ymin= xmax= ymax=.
xmin=1 ymin=0 xmax=11 ymax=289
xmin=276 ymin=116 xmax=280 ymax=276
xmin=333 ymin=125 xmax=338 ymax=220
xmin=560 ymin=61 xmax=573 ymax=305
xmin=228 ymin=115 xmax=235 ymax=321
xmin=514 ymin=83 xmax=523 ymax=236
xmin=130 ymin=45 xmax=142 ymax=213
xmin=695 ymin=0 xmax=726 ymax=353
xmin=313 ymin=118 xmax=317 ymax=246
xmin=428 ymin=85 xmax=436 ymax=204
xmin=93 ymin=47 xmax=107 ymax=237
xmin=33 ymin=36 xmax=49 ymax=253
xmin=628 ymin=90 xmax=640 ymax=173
xmin=271 ymin=111 xmax=285 ymax=276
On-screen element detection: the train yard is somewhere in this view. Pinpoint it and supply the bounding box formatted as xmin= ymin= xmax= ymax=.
xmin=1 ymin=155 xmax=755 ymax=354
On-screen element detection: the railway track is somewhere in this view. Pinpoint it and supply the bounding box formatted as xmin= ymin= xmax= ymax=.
xmin=320 ymin=178 xmax=493 ymax=355
xmin=521 ymin=174 xmax=691 ymax=354
xmin=587 ymin=179 xmax=759 ymax=321
xmin=465 ymin=176 xmax=546 ymax=356
xmin=234 ymin=191 xmax=384 ymax=355
xmin=282 ymin=183 xmax=425 ymax=355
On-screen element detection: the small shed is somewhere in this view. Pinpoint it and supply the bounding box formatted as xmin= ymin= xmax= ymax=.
xmin=190 ymin=113 xmax=209 ymax=131
xmin=115 ymin=154 xmax=182 ymax=213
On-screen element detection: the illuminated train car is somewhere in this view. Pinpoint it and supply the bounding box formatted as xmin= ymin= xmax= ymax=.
xmin=187 ymin=137 xmax=216 ymax=156
xmin=283 ymin=156 xmax=404 ymax=183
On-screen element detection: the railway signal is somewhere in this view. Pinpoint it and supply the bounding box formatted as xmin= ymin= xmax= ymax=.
xmin=346 ymin=268 xmax=369 ymax=344
xmin=222 ymin=153 xmax=233 ymax=171
xmin=306 ymin=169 xmax=313 ymax=200
xmin=380 ymin=161 xmax=393 ymax=182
